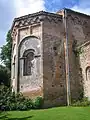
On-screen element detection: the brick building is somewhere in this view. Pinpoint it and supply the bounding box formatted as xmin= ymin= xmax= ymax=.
xmin=11 ymin=8 xmax=90 ymax=107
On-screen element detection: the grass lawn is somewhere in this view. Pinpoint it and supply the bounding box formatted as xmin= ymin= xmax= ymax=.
xmin=0 ymin=107 xmax=90 ymax=120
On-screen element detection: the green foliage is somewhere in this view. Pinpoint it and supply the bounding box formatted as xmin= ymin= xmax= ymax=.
xmin=0 ymin=30 xmax=12 ymax=70
xmin=16 ymin=96 xmax=33 ymax=111
xmin=78 ymin=89 xmax=84 ymax=101
xmin=0 ymin=65 xmax=10 ymax=86
xmin=71 ymin=97 xmax=90 ymax=107
xmin=72 ymin=40 xmax=84 ymax=57
xmin=0 ymin=85 xmax=43 ymax=111
xmin=33 ymin=97 xmax=43 ymax=109
xmin=0 ymin=30 xmax=12 ymax=87
xmin=73 ymin=47 xmax=84 ymax=57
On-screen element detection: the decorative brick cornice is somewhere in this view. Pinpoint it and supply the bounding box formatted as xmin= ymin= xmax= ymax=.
xmin=66 ymin=8 xmax=90 ymax=27
xmin=67 ymin=14 xmax=90 ymax=26
xmin=11 ymin=11 xmax=62 ymax=40
xmin=11 ymin=11 xmax=62 ymax=30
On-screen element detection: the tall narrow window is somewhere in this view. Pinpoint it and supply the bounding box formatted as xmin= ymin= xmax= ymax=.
xmin=86 ymin=66 xmax=90 ymax=81
xmin=23 ymin=49 xmax=35 ymax=76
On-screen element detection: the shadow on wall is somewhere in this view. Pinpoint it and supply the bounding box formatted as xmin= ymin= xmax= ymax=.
xmin=0 ymin=111 xmax=33 ymax=120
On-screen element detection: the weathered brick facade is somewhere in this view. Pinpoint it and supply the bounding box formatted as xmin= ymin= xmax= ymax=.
xmin=11 ymin=9 xmax=90 ymax=107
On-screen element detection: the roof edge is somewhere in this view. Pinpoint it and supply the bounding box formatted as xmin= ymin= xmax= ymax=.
xmin=57 ymin=8 xmax=90 ymax=18
xmin=11 ymin=11 xmax=62 ymax=32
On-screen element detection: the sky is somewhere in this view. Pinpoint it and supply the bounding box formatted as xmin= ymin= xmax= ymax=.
xmin=0 ymin=0 xmax=90 ymax=48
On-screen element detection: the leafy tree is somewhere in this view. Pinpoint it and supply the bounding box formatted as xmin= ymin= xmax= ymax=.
xmin=0 ymin=65 xmax=10 ymax=86
xmin=0 ymin=30 xmax=12 ymax=86
xmin=0 ymin=30 xmax=12 ymax=70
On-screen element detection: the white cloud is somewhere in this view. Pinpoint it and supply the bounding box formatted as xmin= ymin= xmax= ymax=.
xmin=13 ymin=0 xmax=46 ymax=17
xmin=0 ymin=0 xmax=46 ymax=51
xmin=71 ymin=0 xmax=90 ymax=15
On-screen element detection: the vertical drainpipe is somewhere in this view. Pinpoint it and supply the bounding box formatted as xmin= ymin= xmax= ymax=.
xmin=17 ymin=29 xmax=19 ymax=92
xmin=63 ymin=9 xmax=71 ymax=106
xmin=40 ymin=20 xmax=44 ymax=98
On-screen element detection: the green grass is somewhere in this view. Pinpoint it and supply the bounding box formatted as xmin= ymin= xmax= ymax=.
xmin=0 ymin=107 xmax=90 ymax=120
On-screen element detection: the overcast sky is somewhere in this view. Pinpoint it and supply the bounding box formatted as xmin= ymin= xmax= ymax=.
xmin=0 ymin=0 xmax=90 ymax=48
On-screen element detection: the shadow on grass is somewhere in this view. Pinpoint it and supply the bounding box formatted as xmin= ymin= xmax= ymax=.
xmin=0 ymin=111 xmax=33 ymax=120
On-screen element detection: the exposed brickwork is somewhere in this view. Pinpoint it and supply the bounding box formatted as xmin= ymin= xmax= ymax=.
xmin=66 ymin=10 xmax=90 ymax=101
xmin=11 ymin=9 xmax=90 ymax=107
xmin=43 ymin=19 xmax=67 ymax=106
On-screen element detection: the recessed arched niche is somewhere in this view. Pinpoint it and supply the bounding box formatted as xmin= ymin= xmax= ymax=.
xmin=18 ymin=35 xmax=42 ymax=92
xmin=19 ymin=36 xmax=41 ymax=75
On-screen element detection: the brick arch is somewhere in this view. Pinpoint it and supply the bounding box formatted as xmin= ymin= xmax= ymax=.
xmin=23 ymin=49 xmax=35 ymax=57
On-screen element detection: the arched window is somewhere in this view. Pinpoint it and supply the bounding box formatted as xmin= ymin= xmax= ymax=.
xmin=86 ymin=66 xmax=90 ymax=81
xmin=23 ymin=49 xmax=35 ymax=76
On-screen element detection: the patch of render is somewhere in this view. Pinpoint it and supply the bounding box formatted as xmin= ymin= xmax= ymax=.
xmin=18 ymin=36 xmax=43 ymax=94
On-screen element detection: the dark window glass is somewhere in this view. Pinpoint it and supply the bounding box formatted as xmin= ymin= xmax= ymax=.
xmin=23 ymin=50 xmax=34 ymax=76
